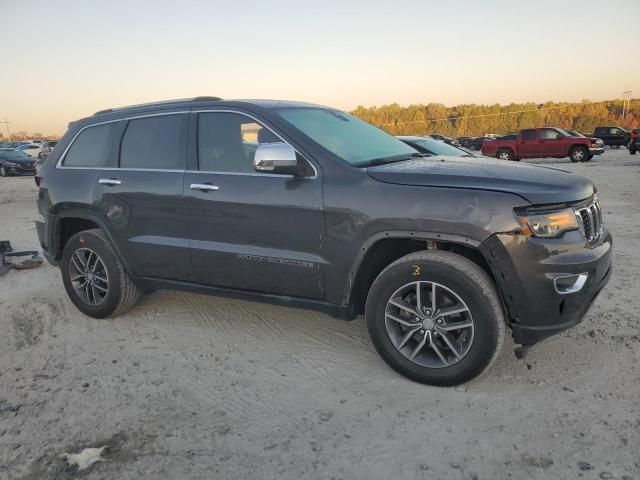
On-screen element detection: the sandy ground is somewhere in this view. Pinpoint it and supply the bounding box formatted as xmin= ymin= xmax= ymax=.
xmin=0 ymin=149 xmax=638 ymax=480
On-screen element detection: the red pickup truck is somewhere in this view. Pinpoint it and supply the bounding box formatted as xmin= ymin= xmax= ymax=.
xmin=482 ymin=128 xmax=604 ymax=162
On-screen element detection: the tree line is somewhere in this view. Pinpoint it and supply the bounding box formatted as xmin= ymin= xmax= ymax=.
xmin=351 ymin=99 xmax=640 ymax=137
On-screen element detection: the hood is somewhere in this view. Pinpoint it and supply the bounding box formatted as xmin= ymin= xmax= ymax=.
xmin=366 ymin=156 xmax=595 ymax=205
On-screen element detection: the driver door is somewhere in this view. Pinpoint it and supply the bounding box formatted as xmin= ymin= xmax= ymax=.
xmin=183 ymin=110 xmax=325 ymax=299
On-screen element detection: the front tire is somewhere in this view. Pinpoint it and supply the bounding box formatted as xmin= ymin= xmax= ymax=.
xmin=0 ymin=166 xmax=9 ymax=177
xmin=61 ymin=229 xmax=141 ymax=318
xmin=570 ymin=146 xmax=587 ymax=163
xmin=365 ymin=251 xmax=505 ymax=386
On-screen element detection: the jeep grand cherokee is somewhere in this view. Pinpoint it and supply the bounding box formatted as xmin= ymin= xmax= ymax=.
xmin=35 ymin=97 xmax=612 ymax=386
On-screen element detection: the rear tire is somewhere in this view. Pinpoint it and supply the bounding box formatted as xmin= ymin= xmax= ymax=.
xmin=570 ymin=146 xmax=587 ymax=163
xmin=496 ymin=149 xmax=513 ymax=161
xmin=365 ymin=251 xmax=505 ymax=386
xmin=61 ymin=228 xmax=141 ymax=318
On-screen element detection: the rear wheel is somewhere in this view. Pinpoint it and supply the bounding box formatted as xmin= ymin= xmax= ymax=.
xmin=61 ymin=228 xmax=141 ymax=318
xmin=365 ymin=251 xmax=505 ymax=386
xmin=570 ymin=146 xmax=587 ymax=163
xmin=496 ymin=149 xmax=513 ymax=161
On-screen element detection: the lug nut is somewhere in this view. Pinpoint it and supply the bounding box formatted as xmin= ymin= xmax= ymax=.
xmin=436 ymin=319 xmax=443 ymax=324
xmin=420 ymin=330 xmax=425 ymax=334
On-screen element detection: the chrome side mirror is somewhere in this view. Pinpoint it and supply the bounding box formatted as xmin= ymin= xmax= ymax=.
xmin=254 ymin=143 xmax=298 ymax=175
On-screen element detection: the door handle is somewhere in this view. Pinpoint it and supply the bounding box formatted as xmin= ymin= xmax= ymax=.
xmin=98 ymin=178 xmax=122 ymax=186
xmin=190 ymin=183 xmax=219 ymax=192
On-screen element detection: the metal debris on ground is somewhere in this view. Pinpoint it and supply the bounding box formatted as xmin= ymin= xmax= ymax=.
xmin=0 ymin=240 xmax=43 ymax=276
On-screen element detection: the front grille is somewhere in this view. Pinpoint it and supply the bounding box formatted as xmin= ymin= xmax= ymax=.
xmin=575 ymin=197 xmax=603 ymax=242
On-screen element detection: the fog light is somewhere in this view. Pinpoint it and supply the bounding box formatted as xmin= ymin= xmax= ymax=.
xmin=549 ymin=273 xmax=588 ymax=294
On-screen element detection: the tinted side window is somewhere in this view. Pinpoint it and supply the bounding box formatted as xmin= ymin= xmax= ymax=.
xmin=120 ymin=115 xmax=186 ymax=170
xmin=197 ymin=112 xmax=283 ymax=173
xmin=521 ymin=130 xmax=536 ymax=140
xmin=540 ymin=129 xmax=559 ymax=140
xmin=63 ymin=122 xmax=117 ymax=167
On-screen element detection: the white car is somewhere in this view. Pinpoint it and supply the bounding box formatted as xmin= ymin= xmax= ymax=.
xmin=16 ymin=144 xmax=42 ymax=158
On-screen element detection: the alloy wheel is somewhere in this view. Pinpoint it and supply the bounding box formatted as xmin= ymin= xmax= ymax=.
xmin=384 ymin=281 xmax=474 ymax=368
xmin=68 ymin=248 xmax=110 ymax=306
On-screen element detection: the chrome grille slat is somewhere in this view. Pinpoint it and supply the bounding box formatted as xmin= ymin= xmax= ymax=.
xmin=575 ymin=197 xmax=603 ymax=242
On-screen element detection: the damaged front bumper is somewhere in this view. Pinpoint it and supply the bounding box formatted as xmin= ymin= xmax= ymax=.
xmin=480 ymin=229 xmax=613 ymax=345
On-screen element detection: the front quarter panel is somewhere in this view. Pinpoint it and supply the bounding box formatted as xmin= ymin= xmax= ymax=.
xmin=321 ymin=168 xmax=527 ymax=304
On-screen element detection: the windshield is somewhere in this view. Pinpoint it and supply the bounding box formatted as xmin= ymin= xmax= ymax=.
xmin=0 ymin=150 xmax=30 ymax=159
xmin=554 ymin=128 xmax=571 ymax=137
xmin=567 ymin=130 xmax=585 ymax=137
xmin=410 ymin=137 xmax=469 ymax=156
xmin=276 ymin=108 xmax=416 ymax=166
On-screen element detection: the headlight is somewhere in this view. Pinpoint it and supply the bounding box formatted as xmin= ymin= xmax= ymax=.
xmin=516 ymin=208 xmax=579 ymax=238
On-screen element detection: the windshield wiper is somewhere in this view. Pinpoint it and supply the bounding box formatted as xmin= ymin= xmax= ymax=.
xmin=357 ymin=152 xmax=431 ymax=168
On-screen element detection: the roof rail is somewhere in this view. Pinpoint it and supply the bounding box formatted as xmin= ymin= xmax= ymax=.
xmin=93 ymin=96 xmax=223 ymax=116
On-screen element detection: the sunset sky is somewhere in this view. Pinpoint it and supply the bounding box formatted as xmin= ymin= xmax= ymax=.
xmin=1 ymin=0 xmax=638 ymax=136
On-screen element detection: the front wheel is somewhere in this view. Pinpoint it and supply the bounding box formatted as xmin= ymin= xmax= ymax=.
xmin=0 ymin=166 xmax=9 ymax=177
xmin=365 ymin=251 xmax=505 ymax=386
xmin=61 ymin=229 xmax=141 ymax=318
xmin=570 ymin=146 xmax=587 ymax=163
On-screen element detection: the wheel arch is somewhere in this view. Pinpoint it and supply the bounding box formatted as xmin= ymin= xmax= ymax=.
xmin=344 ymin=231 xmax=499 ymax=317
xmin=50 ymin=210 xmax=134 ymax=278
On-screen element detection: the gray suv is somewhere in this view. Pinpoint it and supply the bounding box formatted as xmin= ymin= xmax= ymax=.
xmin=35 ymin=97 xmax=612 ymax=386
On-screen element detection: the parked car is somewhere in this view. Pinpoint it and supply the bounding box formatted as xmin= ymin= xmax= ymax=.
xmin=397 ymin=136 xmax=478 ymax=157
xmin=468 ymin=136 xmax=494 ymax=151
xmin=35 ymin=97 xmax=612 ymax=386
xmin=456 ymin=136 xmax=473 ymax=148
xmin=429 ymin=134 xmax=460 ymax=146
xmin=38 ymin=140 xmax=58 ymax=159
xmin=16 ymin=143 xmax=42 ymax=158
xmin=497 ymin=134 xmax=518 ymax=141
xmin=629 ymin=129 xmax=639 ymax=155
xmin=482 ymin=127 xmax=604 ymax=162
xmin=0 ymin=149 xmax=38 ymax=176
xmin=591 ymin=126 xmax=631 ymax=149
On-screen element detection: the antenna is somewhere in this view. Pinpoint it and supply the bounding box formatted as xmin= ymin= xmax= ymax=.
xmin=0 ymin=117 xmax=11 ymax=140
xmin=622 ymin=89 xmax=632 ymax=119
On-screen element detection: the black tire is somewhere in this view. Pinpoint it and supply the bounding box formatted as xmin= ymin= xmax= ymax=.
xmin=496 ymin=149 xmax=513 ymax=161
xmin=365 ymin=251 xmax=505 ymax=386
xmin=0 ymin=166 xmax=9 ymax=177
xmin=61 ymin=228 xmax=141 ymax=318
xmin=584 ymin=153 xmax=594 ymax=162
xmin=569 ymin=146 xmax=588 ymax=163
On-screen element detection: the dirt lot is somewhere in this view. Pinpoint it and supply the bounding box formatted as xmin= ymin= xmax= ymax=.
xmin=1 ymin=150 xmax=638 ymax=480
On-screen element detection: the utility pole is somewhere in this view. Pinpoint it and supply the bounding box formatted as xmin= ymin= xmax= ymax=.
xmin=0 ymin=118 xmax=10 ymax=140
xmin=622 ymin=90 xmax=632 ymax=119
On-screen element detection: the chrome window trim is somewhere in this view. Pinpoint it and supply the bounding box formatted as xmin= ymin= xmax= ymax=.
xmin=192 ymin=109 xmax=318 ymax=179
xmin=56 ymin=111 xmax=189 ymax=170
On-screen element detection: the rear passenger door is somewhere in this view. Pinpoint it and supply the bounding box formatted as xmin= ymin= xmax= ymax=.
xmin=183 ymin=109 xmax=325 ymax=299
xmin=93 ymin=111 xmax=191 ymax=281
xmin=518 ymin=129 xmax=537 ymax=157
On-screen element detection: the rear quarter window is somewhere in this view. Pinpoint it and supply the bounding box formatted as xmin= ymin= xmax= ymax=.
xmin=62 ymin=122 xmax=118 ymax=168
